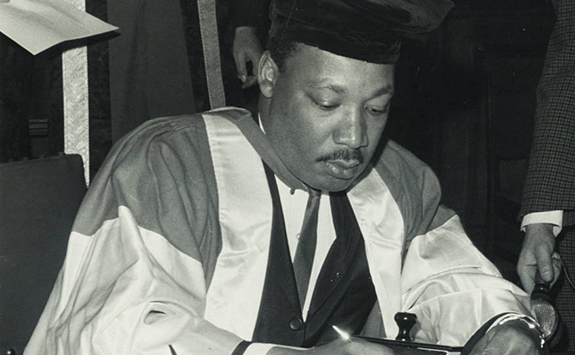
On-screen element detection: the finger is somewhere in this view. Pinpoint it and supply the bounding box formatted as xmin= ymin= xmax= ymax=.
xmin=233 ymin=52 xmax=248 ymax=83
xmin=241 ymin=75 xmax=258 ymax=89
xmin=246 ymin=50 xmax=264 ymax=69
xmin=535 ymin=244 xmax=555 ymax=283
xmin=519 ymin=273 xmax=536 ymax=295
xmin=517 ymin=253 xmax=537 ymax=293
xmin=551 ymin=252 xmax=563 ymax=285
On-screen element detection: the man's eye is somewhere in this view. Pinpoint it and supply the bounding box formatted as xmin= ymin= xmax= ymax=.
xmin=366 ymin=105 xmax=389 ymax=115
xmin=314 ymin=101 xmax=339 ymax=111
xmin=367 ymin=108 xmax=384 ymax=115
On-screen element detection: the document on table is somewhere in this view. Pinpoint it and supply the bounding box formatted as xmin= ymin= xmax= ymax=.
xmin=0 ymin=0 xmax=117 ymax=55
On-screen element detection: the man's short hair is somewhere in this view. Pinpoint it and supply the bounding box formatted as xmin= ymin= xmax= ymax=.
xmin=268 ymin=35 xmax=300 ymax=73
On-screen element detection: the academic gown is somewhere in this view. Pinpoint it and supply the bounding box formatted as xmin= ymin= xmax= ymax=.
xmin=25 ymin=108 xmax=532 ymax=355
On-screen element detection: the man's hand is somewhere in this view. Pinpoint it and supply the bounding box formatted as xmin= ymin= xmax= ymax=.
xmin=517 ymin=223 xmax=562 ymax=294
xmin=233 ymin=26 xmax=264 ymax=89
xmin=469 ymin=320 xmax=544 ymax=355
xmin=268 ymin=337 xmax=395 ymax=355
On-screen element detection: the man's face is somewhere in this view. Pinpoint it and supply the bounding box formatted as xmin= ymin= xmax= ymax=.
xmin=258 ymin=44 xmax=395 ymax=191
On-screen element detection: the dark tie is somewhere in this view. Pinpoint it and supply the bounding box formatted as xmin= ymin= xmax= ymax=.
xmin=293 ymin=190 xmax=321 ymax=308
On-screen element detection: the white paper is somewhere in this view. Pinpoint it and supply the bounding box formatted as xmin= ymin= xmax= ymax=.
xmin=0 ymin=0 xmax=117 ymax=55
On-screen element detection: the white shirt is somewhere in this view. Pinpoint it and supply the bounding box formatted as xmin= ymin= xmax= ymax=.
xmin=245 ymin=178 xmax=337 ymax=355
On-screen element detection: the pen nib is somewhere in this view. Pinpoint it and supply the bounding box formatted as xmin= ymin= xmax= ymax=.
xmin=332 ymin=325 xmax=351 ymax=341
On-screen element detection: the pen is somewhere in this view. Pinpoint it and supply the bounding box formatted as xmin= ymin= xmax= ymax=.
xmin=332 ymin=325 xmax=351 ymax=341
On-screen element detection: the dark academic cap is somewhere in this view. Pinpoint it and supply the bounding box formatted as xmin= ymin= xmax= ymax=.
xmin=269 ymin=0 xmax=454 ymax=63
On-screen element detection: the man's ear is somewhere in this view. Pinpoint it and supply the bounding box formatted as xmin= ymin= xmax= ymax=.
xmin=257 ymin=51 xmax=279 ymax=99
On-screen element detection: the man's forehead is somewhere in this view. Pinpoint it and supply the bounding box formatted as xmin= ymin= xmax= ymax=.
xmin=286 ymin=43 xmax=395 ymax=71
xmin=305 ymin=80 xmax=395 ymax=97
xmin=284 ymin=44 xmax=395 ymax=89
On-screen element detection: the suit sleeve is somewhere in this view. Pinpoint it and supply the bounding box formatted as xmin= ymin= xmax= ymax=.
xmin=520 ymin=0 xmax=575 ymax=226
xmin=24 ymin=116 xmax=245 ymax=355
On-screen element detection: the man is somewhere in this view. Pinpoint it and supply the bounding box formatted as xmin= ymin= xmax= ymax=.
xmin=26 ymin=1 xmax=546 ymax=354
xmin=517 ymin=0 xmax=575 ymax=350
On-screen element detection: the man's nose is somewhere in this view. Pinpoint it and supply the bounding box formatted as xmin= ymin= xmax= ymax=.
xmin=333 ymin=109 xmax=368 ymax=149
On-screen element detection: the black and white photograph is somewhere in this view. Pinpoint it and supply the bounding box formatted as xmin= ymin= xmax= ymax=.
xmin=1 ymin=0 xmax=574 ymax=354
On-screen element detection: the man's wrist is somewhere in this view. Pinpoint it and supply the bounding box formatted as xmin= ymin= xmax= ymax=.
xmin=524 ymin=223 xmax=554 ymax=233
xmin=489 ymin=314 xmax=547 ymax=353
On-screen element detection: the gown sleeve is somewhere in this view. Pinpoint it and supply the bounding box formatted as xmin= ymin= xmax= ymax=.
xmin=24 ymin=115 xmax=244 ymax=355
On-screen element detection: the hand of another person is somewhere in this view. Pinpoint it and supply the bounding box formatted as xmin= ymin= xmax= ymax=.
xmin=517 ymin=223 xmax=562 ymax=294
xmin=233 ymin=26 xmax=264 ymax=89
xmin=267 ymin=337 xmax=395 ymax=355
xmin=468 ymin=319 xmax=544 ymax=355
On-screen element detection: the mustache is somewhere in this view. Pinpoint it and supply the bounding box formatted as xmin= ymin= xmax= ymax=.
xmin=317 ymin=149 xmax=364 ymax=164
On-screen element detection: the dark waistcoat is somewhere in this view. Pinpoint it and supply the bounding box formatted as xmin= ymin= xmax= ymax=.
xmin=251 ymin=167 xmax=377 ymax=347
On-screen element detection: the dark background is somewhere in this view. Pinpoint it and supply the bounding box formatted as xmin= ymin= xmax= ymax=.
xmin=0 ymin=0 xmax=556 ymax=264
